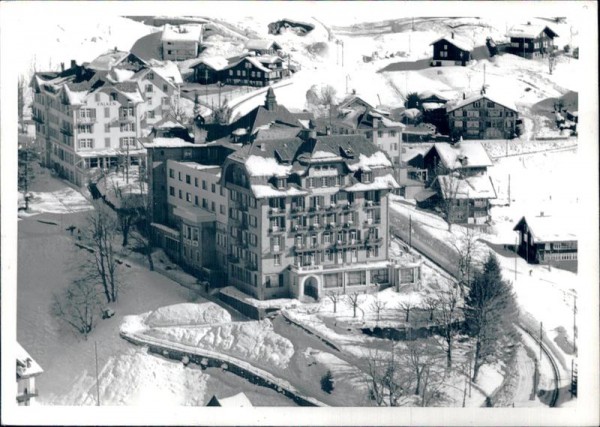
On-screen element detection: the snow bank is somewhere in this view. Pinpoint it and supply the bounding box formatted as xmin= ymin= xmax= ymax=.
xmin=145 ymin=320 xmax=294 ymax=369
xmin=145 ymin=302 xmax=232 ymax=327
xmin=28 ymin=187 xmax=93 ymax=214
xmin=57 ymin=347 xmax=208 ymax=406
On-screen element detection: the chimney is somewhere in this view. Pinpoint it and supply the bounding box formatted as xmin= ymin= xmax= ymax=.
xmin=71 ymin=59 xmax=77 ymax=69
xmin=462 ymin=93 xmax=466 ymax=100
xmin=60 ymin=62 xmax=65 ymax=72
xmin=114 ymin=46 xmax=118 ymax=52
xmin=451 ymin=32 xmax=455 ymax=39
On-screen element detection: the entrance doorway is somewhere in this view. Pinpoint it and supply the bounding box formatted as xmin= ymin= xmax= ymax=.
xmin=304 ymin=276 xmax=319 ymax=299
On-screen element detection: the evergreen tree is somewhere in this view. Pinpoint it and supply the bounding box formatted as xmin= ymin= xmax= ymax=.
xmin=405 ymin=92 xmax=422 ymax=109
xmin=464 ymin=253 xmax=519 ymax=382
xmin=321 ymin=370 xmax=334 ymax=394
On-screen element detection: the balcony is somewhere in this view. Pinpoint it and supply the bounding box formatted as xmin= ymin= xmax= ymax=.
xmin=327 ymin=222 xmax=339 ymax=230
xmin=364 ymin=200 xmax=381 ymax=208
xmin=343 ymin=202 xmax=357 ymax=210
xmin=60 ymin=126 xmax=73 ymax=136
xmin=365 ymin=237 xmax=383 ymax=247
xmin=290 ymin=224 xmax=310 ymax=234
xmin=364 ymin=219 xmax=381 ymax=228
xmin=268 ymin=207 xmax=286 ymax=216
xmin=290 ymin=206 xmax=305 ymax=214
xmin=32 ymin=114 xmax=45 ymax=124
xmin=77 ymin=116 xmax=96 ymax=124
xmin=246 ymin=262 xmax=258 ymax=271
xmin=227 ymin=254 xmax=240 ymax=263
xmin=119 ymin=115 xmax=135 ymax=123
xmin=268 ymin=225 xmax=285 ymax=234
xmin=336 ymin=239 xmax=362 ymax=249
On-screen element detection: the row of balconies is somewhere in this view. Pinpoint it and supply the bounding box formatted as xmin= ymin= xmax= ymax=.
xmin=226 ymin=253 xmax=258 ymax=271
xmin=280 ymin=219 xmax=381 ymax=234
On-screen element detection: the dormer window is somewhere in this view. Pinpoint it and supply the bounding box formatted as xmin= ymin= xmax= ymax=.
xmin=111 ymin=93 xmax=118 ymax=101
xmin=277 ymin=178 xmax=286 ymax=189
xmin=362 ymin=171 xmax=373 ymax=183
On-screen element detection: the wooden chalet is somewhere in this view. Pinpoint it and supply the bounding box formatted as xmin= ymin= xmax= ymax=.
xmin=244 ymin=39 xmax=283 ymax=55
xmin=513 ymin=214 xmax=577 ymax=269
xmin=507 ymin=23 xmax=558 ymax=59
xmin=430 ymin=33 xmax=473 ymax=67
xmin=446 ymin=92 xmax=520 ymax=140
xmin=422 ymin=141 xmax=493 ymax=184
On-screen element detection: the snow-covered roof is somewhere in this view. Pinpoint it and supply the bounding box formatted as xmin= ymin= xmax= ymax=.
xmin=109 ymin=68 xmax=135 ymax=83
xmin=245 ymin=57 xmax=272 ymax=73
xmin=430 ymin=35 xmax=474 ymax=52
xmin=402 ymin=108 xmax=422 ymax=119
xmin=507 ymin=23 xmax=558 ymax=39
xmin=437 ymin=175 xmax=497 ymax=200
xmin=161 ymin=24 xmax=202 ymax=43
xmin=514 ymin=215 xmax=576 ymax=243
xmin=312 ymin=150 xmax=342 ymax=160
xmin=244 ymin=39 xmax=281 ymax=51
xmin=192 ymin=56 xmax=230 ymax=71
xmin=446 ymin=92 xmax=518 ymax=113
xmin=176 ymin=162 xmax=220 ymax=172
xmin=16 ymin=343 xmax=43 ymax=379
xmin=63 ymin=85 xmax=88 ymax=106
xmin=422 ymin=102 xmax=445 ymax=111
xmin=245 ymin=155 xmax=293 ymax=177
xmin=346 ymin=174 xmax=400 ymax=192
xmin=347 ymin=152 xmax=392 ymax=172
xmin=156 ymin=120 xmax=186 ymax=129
xmin=251 ymin=184 xmax=308 ymax=199
xmin=88 ymin=50 xmax=130 ymax=70
xmin=150 ymin=61 xmax=183 ymax=85
xmin=378 ymin=116 xmax=405 ymax=128
xmin=418 ymin=90 xmax=449 ymax=101
xmin=209 ymin=392 xmax=253 ymax=407
xmin=78 ymin=148 xmax=146 ymax=158
xmin=151 ymin=222 xmax=180 ymax=236
xmin=144 ymin=137 xmax=196 ymax=148
xmin=428 ymin=141 xmax=493 ymax=170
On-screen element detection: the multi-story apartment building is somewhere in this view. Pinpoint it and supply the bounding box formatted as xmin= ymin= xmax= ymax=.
xmin=31 ymin=51 xmax=183 ymax=186
xmin=446 ymin=92 xmax=520 ymax=140
xmin=17 ymin=343 xmax=43 ymax=406
xmin=220 ymin=132 xmax=402 ymax=300
xmin=162 ymin=24 xmax=203 ymax=61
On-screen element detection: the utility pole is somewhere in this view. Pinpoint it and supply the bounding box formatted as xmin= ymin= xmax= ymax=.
xmin=409 ymin=215 xmax=412 ymax=248
xmin=94 ymin=341 xmax=101 ymax=406
xmin=573 ymin=294 xmax=577 ymax=354
xmin=539 ymin=321 xmax=543 ymax=362
xmin=508 ymin=174 xmax=511 ymax=206
xmin=514 ymin=236 xmax=518 ymax=282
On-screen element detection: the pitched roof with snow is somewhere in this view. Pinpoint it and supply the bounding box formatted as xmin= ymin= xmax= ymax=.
xmin=87 ymin=50 xmax=133 ymax=71
xmin=427 ymin=141 xmax=493 ymax=170
xmin=16 ymin=343 xmax=43 ymax=379
xmin=148 ymin=60 xmax=183 ymax=85
xmin=513 ymin=215 xmax=576 ymax=243
xmin=207 ymin=393 xmax=253 ymax=407
xmin=446 ymin=92 xmax=518 ymax=113
xmin=190 ymin=56 xmax=230 ymax=71
xmin=436 ymin=175 xmax=497 ymax=200
xmin=507 ymin=24 xmax=558 ymax=39
xmin=430 ymin=35 xmax=474 ymax=52
xmin=161 ymin=24 xmax=203 ymax=42
xmin=142 ymin=137 xmax=196 ymax=148
xmin=244 ymin=39 xmax=282 ymax=51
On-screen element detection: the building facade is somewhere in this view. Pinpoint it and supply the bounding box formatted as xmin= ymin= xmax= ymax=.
xmin=31 ymin=52 xmax=183 ymax=186
xmin=162 ymin=24 xmax=203 ymax=61
xmin=507 ymin=23 xmax=558 ymax=59
xmin=513 ymin=215 xmax=577 ymax=268
xmin=17 ymin=343 xmax=43 ymax=406
xmin=446 ymin=94 xmax=520 ymax=140
xmin=430 ymin=35 xmax=473 ymax=66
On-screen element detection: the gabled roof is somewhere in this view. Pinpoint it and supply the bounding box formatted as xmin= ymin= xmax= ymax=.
xmin=513 ymin=215 xmax=576 ymax=243
xmin=507 ymin=24 xmax=558 ymax=40
xmin=446 ymin=92 xmax=518 ymax=113
xmin=436 ymin=174 xmax=497 ymax=200
xmin=430 ymin=35 xmax=474 ymax=52
xmin=426 ymin=141 xmax=493 ymax=170
xmin=338 ymin=95 xmax=374 ymax=111
xmin=207 ymin=392 xmax=253 ymax=407
xmin=87 ymin=50 xmax=147 ymax=71
xmin=16 ymin=343 xmax=43 ymax=379
xmin=244 ymin=39 xmax=282 ymax=51
xmin=148 ymin=60 xmax=183 ymax=85
xmin=190 ymin=56 xmax=230 ymax=71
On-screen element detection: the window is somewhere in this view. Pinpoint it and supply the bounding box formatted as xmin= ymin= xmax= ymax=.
xmin=194 ymin=195 xmax=199 ymax=206
xmin=120 ymin=106 xmax=134 ymax=118
xmin=169 ymin=186 xmax=175 ymax=196
xmin=390 ymin=130 xmax=396 ymax=137
xmin=145 ymin=84 xmax=153 ymax=93
xmin=186 ymin=192 xmax=191 ymax=202
xmin=178 ymin=189 xmax=182 ymax=199
xmin=78 ymin=124 xmax=93 ymax=133
xmin=79 ymin=108 xmax=96 ymax=119
xmin=186 ymin=174 xmax=191 ymax=184
xmin=220 ymin=205 xmax=225 ymax=215
xmin=274 ymin=254 xmax=281 ymax=266
xmin=120 ymin=122 xmax=136 ymax=132
xmin=119 ymin=137 xmax=136 ymax=147
xmin=440 ymin=51 xmax=448 ymax=58
xmin=202 ymin=180 xmax=207 ymax=190
xmin=178 ymin=172 xmax=182 ymax=181
xmin=229 ymin=70 xmax=233 ymax=76
xmin=78 ymin=139 xmax=94 ymax=149
xmin=104 ymin=123 xmax=110 ymax=132
xmin=148 ymin=111 xmax=155 ymax=119
xmin=443 ymin=44 xmax=448 ymax=50
xmin=104 ymin=107 xmax=110 ymax=118
xmin=211 ymin=183 xmax=216 ymax=193
xmin=163 ymin=84 xmax=168 ymax=92
xmin=211 ymin=201 xmax=215 ymax=212
xmin=377 ymin=131 xmax=383 ymax=137
xmin=169 ymin=168 xmax=175 ymax=178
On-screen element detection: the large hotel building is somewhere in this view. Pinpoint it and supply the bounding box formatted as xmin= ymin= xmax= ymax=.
xmin=145 ymin=124 xmax=421 ymax=301
xmin=30 ymin=50 xmax=182 ymax=186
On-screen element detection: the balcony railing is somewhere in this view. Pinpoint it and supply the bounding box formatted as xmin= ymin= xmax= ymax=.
xmin=227 ymin=254 xmax=240 ymax=263
xmin=268 ymin=207 xmax=286 ymax=216
xmin=365 ymin=237 xmax=383 ymax=246
xmin=365 ymin=200 xmax=381 ymax=208
xmin=32 ymin=114 xmax=45 ymax=124
xmin=60 ymin=127 xmax=73 ymax=136
xmin=77 ymin=116 xmax=96 ymax=124
xmin=364 ymin=219 xmax=381 ymax=228
xmin=119 ymin=115 xmax=135 ymax=123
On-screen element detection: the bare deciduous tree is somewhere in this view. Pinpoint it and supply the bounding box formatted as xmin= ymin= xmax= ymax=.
xmin=422 ymin=294 xmax=439 ymax=322
xmin=449 ymin=226 xmax=482 ymax=294
xmin=370 ymin=296 xmax=387 ymax=326
xmin=435 ymin=285 xmax=462 ymax=368
xmin=402 ymin=338 xmax=444 ymax=398
xmin=364 ymin=344 xmax=410 ymax=407
xmin=398 ymin=298 xmax=415 ymax=323
xmin=327 ymin=291 xmax=340 ymax=314
xmin=346 ymin=292 xmax=361 ymax=319
xmin=85 ymin=203 xmax=121 ymax=303
xmin=51 ymin=277 xmax=101 ymax=339
xmin=435 ymin=172 xmax=462 ymax=231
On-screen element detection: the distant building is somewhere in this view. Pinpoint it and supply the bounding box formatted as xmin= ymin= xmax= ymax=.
xmin=17 ymin=343 xmax=43 ymax=406
xmin=419 ymin=90 xmax=450 ymax=135
xmin=507 ymin=23 xmax=558 ymax=59
xmin=430 ymin=33 xmax=474 ymax=66
xmin=223 ymin=55 xmax=290 ymax=87
xmin=421 ymin=141 xmax=493 ymax=183
xmin=446 ymin=93 xmax=520 ymax=140
xmin=513 ymin=214 xmax=577 ymax=268
xmin=190 ymin=56 xmax=231 ymax=84
xmin=207 ymin=392 xmax=253 ymax=407
xmin=161 ymin=24 xmax=203 ymax=61
xmin=244 ymin=39 xmax=283 ymax=56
